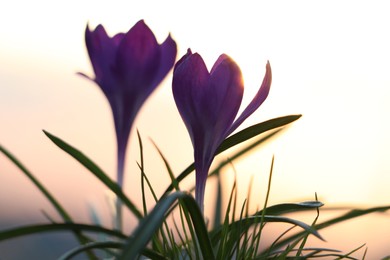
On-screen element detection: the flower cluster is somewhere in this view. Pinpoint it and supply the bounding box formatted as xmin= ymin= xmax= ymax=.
xmin=83 ymin=20 xmax=271 ymax=213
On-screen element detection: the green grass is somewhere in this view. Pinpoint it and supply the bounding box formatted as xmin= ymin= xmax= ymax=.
xmin=1 ymin=115 xmax=389 ymax=259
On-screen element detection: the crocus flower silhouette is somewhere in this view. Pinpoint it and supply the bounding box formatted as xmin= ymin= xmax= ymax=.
xmin=172 ymin=49 xmax=272 ymax=213
xmin=81 ymin=20 xmax=177 ymax=187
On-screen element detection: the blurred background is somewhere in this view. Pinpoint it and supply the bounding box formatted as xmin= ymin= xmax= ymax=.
xmin=1 ymin=0 xmax=389 ymax=258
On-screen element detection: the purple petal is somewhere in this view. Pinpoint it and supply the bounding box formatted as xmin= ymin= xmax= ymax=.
xmin=149 ymin=33 xmax=177 ymax=94
xmin=116 ymin=20 xmax=160 ymax=90
xmin=209 ymin=54 xmax=244 ymax=144
xmin=226 ymin=61 xmax=272 ymax=136
xmin=173 ymin=50 xmax=209 ymax=146
xmin=112 ymin=33 xmax=125 ymax=46
xmin=85 ymin=24 xmax=118 ymax=84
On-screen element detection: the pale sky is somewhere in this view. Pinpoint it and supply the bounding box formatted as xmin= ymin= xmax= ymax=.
xmin=1 ymin=0 xmax=390 ymax=257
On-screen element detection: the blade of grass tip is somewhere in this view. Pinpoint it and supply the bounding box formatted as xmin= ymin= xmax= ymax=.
xmin=41 ymin=210 xmax=56 ymax=223
xmin=135 ymin=137 xmax=168 ymax=258
xmin=296 ymin=192 xmax=321 ymax=256
xmin=216 ymin=115 xmax=301 ymax=154
xmin=263 ymin=225 xmax=296 ymax=257
xmin=242 ymin=176 xmax=254 ymax=258
xmin=269 ymin=248 xmax=341 ymax=258
xmin=268 ymin=205 xmax=390 ymax=252
xmin=136 ymin=131 xmax=166 ymax=254
xmin=43 ymin=130 xmax=143 ymax=219
xmin=119 ymin=191 xmax=214 ymax=260
xmin=150 ymin=139 xmax=180 ymax=191
xmin=161 ymin=115 xmax=299 ymax=198
xmin=212 ymin=212 xmax=324 ymax=250
xmin=227 ymin=180 xmax=243 ymax=260
xmin=215 ymin=180 xmax=237 ymax=259
xmin=137 ymin=130 xmax=148 ymax=216
xmin=255 ymin=201 xmax=324 ymax=216
xmin=334 ymin=244 xmax=366 ymax=260
xmin=362 ymin=247 xmax=367 ymax=260
xmin=0 ymin=144 xmax=96 ymax=259
xmin=209 ymin=128 xmax=283 ymax=180
xmin=235 ymin=199 xmax=248 ymax=259
xmin=231 ymin=171 xmax=238 ymax=224
xmin=212 ymin=171 xmax=222 ymax=230
xmin=0 ymin=145 xmax=71 ymax=221
xmin=263 ymin=215 xmax=323 ymax=240
xmin=251 ymin=206 xmax=262 ymax=258
xmin=136 ymin=162 xmax=158 ymax=202
xmin=226 ymin=173 xmax=240 ymax=259
xmin=135 ymin=162 xmax=165 ymax=253
xmin=258 ymin=156 xmax=274 ymax=240
xmin=266 ymin=223 xmax=315 ymax=259
xmin=150 ymin=139 xmax=190 ymax=256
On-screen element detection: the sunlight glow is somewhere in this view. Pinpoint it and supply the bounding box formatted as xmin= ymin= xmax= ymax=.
xmin=1 ymin=0 xmax=389 ymax=258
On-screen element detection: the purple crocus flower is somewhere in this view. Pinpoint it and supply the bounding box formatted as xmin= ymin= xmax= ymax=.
xmin=81 ymin=20 xmax=177 ymax=187
xmin=172 ymin=49 xmax=272 ymax=213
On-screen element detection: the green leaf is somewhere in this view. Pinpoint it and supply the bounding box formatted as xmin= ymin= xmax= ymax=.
xmin=212 ymin=172 xmax=223 ymax=230
xmin=267 ymin=205 xmax=390 ymax=252
xmin=58 ymin=241 xmax=167 ymax=260
xmin=58 ymin=241 xmax=122 ymax=260
xmin=0 ymin=223 xmax=126 ymax=242
xmin=211 ymin=215 xmax=323 ymax=245
xmin=216 ymin=114 xmax=301 ymax=154
xmin=119 ymin=191 xmax=214 ymax=260
xmin=257 ymin=201 xmax=324 ymax=216
xmin=43 ymin=130 xmax=143 ymax=219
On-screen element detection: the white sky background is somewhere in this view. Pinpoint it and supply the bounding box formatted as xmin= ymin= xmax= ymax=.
xmin=1 ymin=0 xmax=390 ymax=257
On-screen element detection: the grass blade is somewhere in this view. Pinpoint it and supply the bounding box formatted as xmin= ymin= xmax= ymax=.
xmin=43 ymin=130 xmax=143 ymax=219
xmin=119 ymin=191 xmax=214 ymax=260
xmin=257 ymin=201 xmax=324 ymax=216
xmin=0 ymin=223 xmax=126 ymax=241
xmin=58 ymin=241 xmax=122 ymax=260
xmin=216 ymin=114 xmax=301 ymax=154
xmin=211 ymin=214 xmax=323 ymax=245
xmin=267 ymin=205 xmax=390 ymax=252
xmin=58 ymin=241 xmax=167 ymax=260
xmin=0 ymin=144 xmax=97 ymax=259
xmin=0 ymin=144 xmax=71 ymax=221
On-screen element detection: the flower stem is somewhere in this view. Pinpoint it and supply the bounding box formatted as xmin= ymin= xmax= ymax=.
xmin=195 ymin=172 xmax=206 ymax=214
xmin=115 ymin=144 xmax=126 ymax=231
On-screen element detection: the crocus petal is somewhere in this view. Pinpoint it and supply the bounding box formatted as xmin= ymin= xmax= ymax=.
xmin=209 ymin=54 xmax=244 ymax=148
xmin=85 ymin=24 xmax=118 ymax=84
xmin=173 ymin=50 xmax=209 ymax=147
xmin=116 ymin=20 xmax=160 ymax=92
xmin=226 ymin=61 xmax=272 ymax=136
xmin=150 ymin=34 xmax=177 ymax=93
